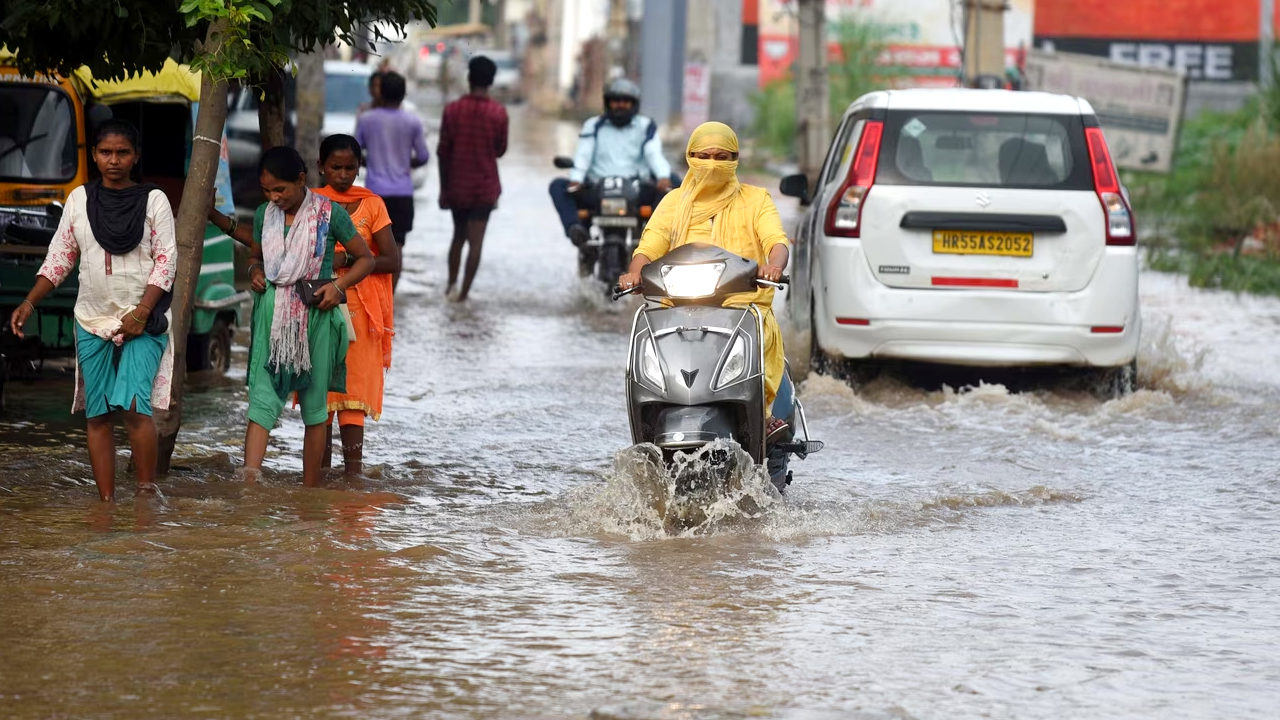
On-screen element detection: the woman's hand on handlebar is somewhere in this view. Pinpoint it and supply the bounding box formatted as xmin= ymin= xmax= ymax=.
xmin=757 ymin=263 xmax=786 ymax=283
xmin=618 ymin=271 xmax=642 ymax=291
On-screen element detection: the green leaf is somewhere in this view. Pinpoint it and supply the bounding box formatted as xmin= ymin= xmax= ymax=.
xmin=115 ymin=4 xmax=128 ymax=18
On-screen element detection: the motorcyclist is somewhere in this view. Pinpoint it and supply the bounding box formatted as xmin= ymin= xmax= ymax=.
xmin=549 ymin=78 xmax=675 ymax=274
xmin=618 ymin=122 xmax=791 ymax=440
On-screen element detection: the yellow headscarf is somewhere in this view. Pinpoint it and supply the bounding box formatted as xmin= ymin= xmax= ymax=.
xmin=671 ymin=122 xmax=742 ymax=246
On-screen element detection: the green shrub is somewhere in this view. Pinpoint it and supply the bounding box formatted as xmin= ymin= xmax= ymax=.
xmin=749 ymin=79 xmax=797 ymax=159
xmin=747 ymin=18 xmax=907 ymax=160
xmin=1126 ymin=79 xmax=1280 ymax=296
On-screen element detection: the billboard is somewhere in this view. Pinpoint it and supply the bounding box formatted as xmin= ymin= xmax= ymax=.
xmin=757 ymin=0 xmax=1035 ymax=86
xmin=1023 ymin=49 xmax=1186 ymax=173
xmin=1034 ymin=0 xmax=1279 ymax=82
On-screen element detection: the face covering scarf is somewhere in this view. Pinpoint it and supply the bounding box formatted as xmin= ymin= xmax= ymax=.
xmin=261 ymin=189 xmax=330 ymax=382
xmin=670 ymin=121 xmax=742 ymax=247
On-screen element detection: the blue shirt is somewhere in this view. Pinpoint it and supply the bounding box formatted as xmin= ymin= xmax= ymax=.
xmin=569 ymin=115 xmax=672 ymax=184
xmin=354 ymin=107 xmax=429 ymax=198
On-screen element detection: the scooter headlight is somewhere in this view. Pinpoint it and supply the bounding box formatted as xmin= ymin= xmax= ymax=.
xmin=660 ymin=262 xmax=726 ymax=299
xmin=641 ymin=336 xmax=665 ymax=392
xmin=600 ymin=197 xmax=628 ymax=216
xmin=714 ymin=334 xmax=748 ymax=390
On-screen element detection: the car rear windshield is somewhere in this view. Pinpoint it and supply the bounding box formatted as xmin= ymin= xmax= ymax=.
xmin=875 ymin=110 xmax=1094 ymax=190
xmin=0 ymin=84 xmax=79 ymax=184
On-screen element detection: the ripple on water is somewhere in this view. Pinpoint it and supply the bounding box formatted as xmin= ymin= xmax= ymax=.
xmin=589 ymin=703 xmax=909 ymax=720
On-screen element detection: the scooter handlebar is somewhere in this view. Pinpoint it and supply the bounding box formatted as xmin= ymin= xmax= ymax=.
xmin=614 ymin=274 xmax=789 ymax=300
xmin=612 ymin=285 xmax=640 ymax=301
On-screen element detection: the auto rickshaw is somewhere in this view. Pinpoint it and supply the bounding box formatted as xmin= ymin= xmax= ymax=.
xmin=0 ymin=54 xmax=247 ymax=405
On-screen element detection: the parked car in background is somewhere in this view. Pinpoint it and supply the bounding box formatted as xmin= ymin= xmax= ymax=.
xmin=779 ymin=88 xmax=1140 ymax=396
xmin=413 ymin=39 xmax=453 ymax=84
xmin=226 ymin=60 xmax=426 ymax=209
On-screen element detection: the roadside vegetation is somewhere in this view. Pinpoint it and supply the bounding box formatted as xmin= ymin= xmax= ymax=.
xmin=1128 ymin=77 xmax=1280 ymax=296
xmin=747 ymin=20 xmax=909 ymax=160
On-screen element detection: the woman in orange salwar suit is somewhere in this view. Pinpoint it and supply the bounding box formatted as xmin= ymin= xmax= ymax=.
xmin=315 ymin=134 xmax=401 ymax=474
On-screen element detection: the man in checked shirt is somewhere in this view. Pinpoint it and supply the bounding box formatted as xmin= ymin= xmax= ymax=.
xmin=437 ymin=55 xmax=509 ymax=302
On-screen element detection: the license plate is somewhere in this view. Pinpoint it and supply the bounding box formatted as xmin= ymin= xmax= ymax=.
xmin=595 ymin=216 xmax=637 ymax=228
xmin=932 ymin=229 xmax=1033 ymax=257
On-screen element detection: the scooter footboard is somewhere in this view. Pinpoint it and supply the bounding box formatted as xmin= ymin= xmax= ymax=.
xmin=653 ymin=406 xmax=737 ymax=450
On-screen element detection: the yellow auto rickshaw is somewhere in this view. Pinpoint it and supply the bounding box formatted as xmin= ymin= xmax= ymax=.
xmin=0 ymin=54 xmax=246 ymax=404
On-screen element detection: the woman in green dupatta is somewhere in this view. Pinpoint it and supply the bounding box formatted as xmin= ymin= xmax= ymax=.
xmin=242 ymin=147 xmax=376 ymax=486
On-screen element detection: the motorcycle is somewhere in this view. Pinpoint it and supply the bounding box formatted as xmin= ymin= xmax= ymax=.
xmin=614 ymin=243 xmax=823 ymax=495
xmin=553 ymin=157 xmax=658 ymax=290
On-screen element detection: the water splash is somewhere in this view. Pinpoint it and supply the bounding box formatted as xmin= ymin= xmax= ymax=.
xmin=796 ymin=373 xmax=882 ymax=417
xmin=1137 ymin=314 xmax=1210 ymax=396
xmin=565 ymin=440 xmax=780 ymax=540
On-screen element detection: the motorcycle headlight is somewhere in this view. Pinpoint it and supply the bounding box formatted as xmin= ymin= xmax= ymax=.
xmin=600 ymin=198 xmax=628 ymax=216
xmin=641 ymin=336 xmax=665 ymax=392
xmin=714 ymin=334 xmax=748 ymax=389
xmin=660 ymin=262 xmax=726 ymax=299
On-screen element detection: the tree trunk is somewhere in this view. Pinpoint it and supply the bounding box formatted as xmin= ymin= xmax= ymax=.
xmin=294 ymin=47 xmax=326 ymax=187
xmin=257 ymin=68 xmax=288 ymax=152
xmin=155 ymin=23 xmax=232 ymax=474
xmin=795 ymin=0 xmax=829 ymax=190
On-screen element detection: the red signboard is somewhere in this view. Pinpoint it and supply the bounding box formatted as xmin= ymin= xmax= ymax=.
xmin=1035 ymin=0 xmax=1277 ymax=41
xmin=1034 ymin=0 xmax=1280 ymax=81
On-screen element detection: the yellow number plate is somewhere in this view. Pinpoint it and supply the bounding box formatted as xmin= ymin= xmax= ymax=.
xmin=932 ymin=230 xmax=1034 ymax=257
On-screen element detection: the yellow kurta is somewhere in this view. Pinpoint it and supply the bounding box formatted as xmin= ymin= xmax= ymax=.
xmin=635 ymin=183 xmax=790 ymax=410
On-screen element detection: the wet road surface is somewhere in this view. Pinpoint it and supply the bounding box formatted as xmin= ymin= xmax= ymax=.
xmin=1 ymin=105 xmax=1278 ymax=719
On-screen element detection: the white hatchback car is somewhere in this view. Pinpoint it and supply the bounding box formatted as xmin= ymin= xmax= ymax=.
xmin=779 ymin=89 xmax=1139 ymax=393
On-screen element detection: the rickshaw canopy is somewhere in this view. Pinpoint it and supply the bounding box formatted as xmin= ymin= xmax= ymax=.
xmin=73 ymin=59 xmax=202 ymax=104
xmin=1 ymin=49 xmax=201 ymax=104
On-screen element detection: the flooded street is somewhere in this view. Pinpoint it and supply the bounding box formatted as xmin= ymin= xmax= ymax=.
xmin=2 ymin=105 xmax=1279 ymax=720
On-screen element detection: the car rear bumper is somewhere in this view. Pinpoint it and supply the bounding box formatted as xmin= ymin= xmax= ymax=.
xmin=814 ymin=240 xmax=1140 ymax=368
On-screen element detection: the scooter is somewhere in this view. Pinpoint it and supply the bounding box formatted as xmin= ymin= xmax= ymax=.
xmin=614 ymin=243 xmax=822 ymax=495
xmin=554 ymin=157 xmax=657 ymax=291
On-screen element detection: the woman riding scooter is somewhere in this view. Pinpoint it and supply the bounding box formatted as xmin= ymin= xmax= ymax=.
xmin=618 ymin=122 xmax=791 ymax=439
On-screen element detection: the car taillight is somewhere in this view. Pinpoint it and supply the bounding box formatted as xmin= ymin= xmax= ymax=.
xmin=1085 ymin=127 xmax=1135 ymax=246
xmin=825 ymin=120 xmax=884 ymax=238
xmin=419 ymin=46 xmax=431 ymax=59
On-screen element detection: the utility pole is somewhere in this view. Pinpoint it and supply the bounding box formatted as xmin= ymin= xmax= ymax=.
xmin=638 ymin=0 xmax=687 ymax=130
xmin=494 ymin=0 xmax=509 ymax=49
xmin=963 ymin=0 xmax=1008 ymax=88
xmin=469 ymin=0 xmax=483 ymax=25
xmin=1263 ymin=0 xmax=1275 ymax=90
xmin=795 ymin=0 xmax=829 ymax=190
xmin=606 ymin=0 xmax=627 ymax=79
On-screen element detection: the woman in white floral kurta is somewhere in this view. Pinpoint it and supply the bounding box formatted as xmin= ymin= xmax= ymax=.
xmin=8 ymin=121 xmax=176 ymax=501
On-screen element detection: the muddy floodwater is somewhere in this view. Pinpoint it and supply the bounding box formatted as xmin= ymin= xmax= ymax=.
xmin=2 ymin=107 xmax=1278 ymax=720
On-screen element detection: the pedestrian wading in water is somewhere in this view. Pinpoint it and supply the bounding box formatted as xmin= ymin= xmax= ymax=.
xmin=438 ymin=55 xmax=509 ymax=302
xmin=314 ymin=134 xmax=401 ymax=475
xmin=9 ymin=119 xmax=177 ymax=501
xmin=243 ymin=146 xmax=376 ymax=486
